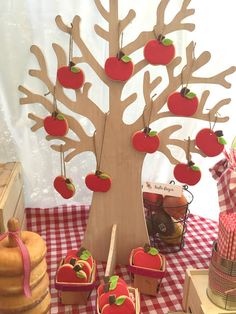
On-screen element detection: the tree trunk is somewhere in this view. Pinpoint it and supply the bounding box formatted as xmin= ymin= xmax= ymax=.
xmin=82 ymin=110 xmax=149 ymax=265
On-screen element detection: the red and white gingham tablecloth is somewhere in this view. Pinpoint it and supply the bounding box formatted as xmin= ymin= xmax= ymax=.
xmin=25 ymin=205 xmax=218 ymax=314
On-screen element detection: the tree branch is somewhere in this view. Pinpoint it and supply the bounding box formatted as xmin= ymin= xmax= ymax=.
xmin=28 ymin=113 xmax=44 ymax=132
xmin=119 ymin=9 xmax=136 ymax=34
xmin=94 ymin=0 xmax=110 ymax=21
xmin=94 ymin=24 xmax=109 ymax=41
xmin=121 ymin=93 xmax=137 ymax=110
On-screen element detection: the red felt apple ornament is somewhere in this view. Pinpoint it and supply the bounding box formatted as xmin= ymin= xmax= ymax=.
xmin=132 ymin=127 xmax=160 ymax=153
xmin=105 ymin=51 xmax=133 ymax=81
xmin=101 ymin=295 xmax=135 ymax=314
xmin=195 ymin=128 xmax=226 ymax=157
xmin=85 ymin=170 xmax=111 ymax=192
xmin=132 ymin=244 xmax=162 ymax=270
xmin=44 ymin=112 xmax=69 ymax=137
xmin=174 ymin=161 xmax=201 ymax=186
xmin=167 ymin=87 xmax=198 ymax=116
xmin=144 ymin=34 xmax=175 ymax=65
xmin=56 ymin=263 xmax=88 ymax=283
xmin=64 ymin=247 xmax=94 ymax=269
xmin=54 ymin=175 xmax=76 ymax=199
xmin=57 ymin=62 xmax=85 ymax=89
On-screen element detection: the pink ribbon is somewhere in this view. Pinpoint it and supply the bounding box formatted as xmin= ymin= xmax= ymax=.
xmin=0 ymin=230 xmax=31 ymax=297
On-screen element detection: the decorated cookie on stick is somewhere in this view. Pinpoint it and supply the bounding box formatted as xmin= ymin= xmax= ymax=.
xmin=43 ymin=88 xmax=69 ymax=137
xmin=54 ymin=145 xmax=76 ymax=199
xmin=195 ymin=112 xmax=226 ymax=157
xmin=105 ymin=32 xmax=133 ymax=81
xmin=132 ymin=94 xmax=160 ymax=153
xmin=57 ymin=23 xmax=85 ymax=89
xmin=173 ymin=137 xmax=201 ymax=186
xmin=85 ymin=113 xmax=112 ymax=192
xmin=144 ymin=27 xmax=175 ymax=65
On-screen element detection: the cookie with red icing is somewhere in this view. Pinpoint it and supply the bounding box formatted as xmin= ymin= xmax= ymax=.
xmin=43 ymin=112 xmax=69 ymax=137
xmin=101 ymin=295 xmax=135 ymax=314
xmin=132 ymin=244 xmax=162 ymax=270
xmin=54 ymin=176 xmax=75 ymax=199
xmin=57 ymin=64 xmax=85 ymax=89
xmin=64 ymin=247 xmax=94 ymax=269
xmin=97 ymin=275 xmax=127 ymax=297
xmin=56 ymin=263 xmax=88 ymax=283
xmin=98 ymin=281 xmax=129 ymax=311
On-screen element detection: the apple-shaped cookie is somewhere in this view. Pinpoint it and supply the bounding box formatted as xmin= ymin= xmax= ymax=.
xmin=54 ymin=175 xmax=75 ymax=199
xmin=85 ymin=171 xmax=111 ymax=192
xmin=64 ymin=247 xmax=93 ymax=268
xmin=98 ymin=281 xmax=129 ymax=311
xmin=132 ymin=127 xmax=160 ymax=153
xmin=98 ymin=276 xmax=127 ymax=297
xmin=104 ymin=51 xmax=133 ymax=81
xmin=195 ymin=128 xmax=226 ymax=157
xmin=173 ymin=162 xmax=201 ymax=186
xmin=167 ymin=88 xmax=198 ymax=116
xmin=57 ymin=264 xmax=88 ymax=283
xmin=43 ymin=112 xmax=69 ymax=137
xmin=162 ymin=194 xmax=188 ymax=219
xmin=144 ymin=36 xmax=175 ymax=65
xmin=132 ymin=244 xmax=162 ymax=270
xmin=101 ymin=295 xmax=135 ymax=314
xmin=57 ymin=62 xmax=85 ymax=89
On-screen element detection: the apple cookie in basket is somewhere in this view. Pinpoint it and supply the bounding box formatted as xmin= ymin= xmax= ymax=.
xmin=128 ymin=244 xmax=166 ymax=296
xmin=96 ymin=275 xmax=140 ymax=314
xmin=55 ymin=247 xmax=97 ymax=305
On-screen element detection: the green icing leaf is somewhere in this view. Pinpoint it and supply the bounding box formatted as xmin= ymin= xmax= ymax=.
xmin=66 ymin=183 xmax=74 ymax=191
xmin=121 ymin=55 xmax=132 ymax=63
xmin=218 ymin=137 xmax=227 ymax=145
xmin=99 ymin=173 xmax=110 ymax=180
xmin=109 ymin=280 xmax=117 ymax=290
xmin=191 ymin=165 xmax=200 ymax=171
xmin=80 ymin=250 xmax=91 ymax=260
xmin=109 ymin=275 xmax=119 ymax=283
xmin=148 ymin=130 xmax=157 ymax=137
xmin=76 ymin=271 xmax=86 ymax=279
xmin=71 ymin=66 xmax=80 ymax=73
xmin=185 ymin=92 xmax=196 ymax=99
xmin=115 ymin=296 xmax=126 ymax=306
xmin=162 ymin=38 xmax=173 ymax=46
xmin=148 ymin=247 xmax=158 ymax=256
xmin=56 ymin=114 xmax=65 ymax=120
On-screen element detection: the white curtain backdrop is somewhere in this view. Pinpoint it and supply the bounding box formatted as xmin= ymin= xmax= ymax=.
xmin=0 ymin=0 xmax=235 ymax=221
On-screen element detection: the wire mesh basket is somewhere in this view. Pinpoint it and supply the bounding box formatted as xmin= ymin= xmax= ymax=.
xmin=144 ymin=182 xmax=193 ymax=254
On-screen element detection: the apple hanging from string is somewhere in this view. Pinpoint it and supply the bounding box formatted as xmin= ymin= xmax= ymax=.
xmin=174 ymin=161 xmax=201 ymax=186
xmin=144 ymin=33 xmax=175 ymax=65
xmin=57 ymin=61 xmax=85 ymax=89
xmin=85 ymin=170 xmax=112 ymax=192
xmin=132 ymin=127 xmax=160 ymax=153
xmin=43 ymin=111 xmax=69 ymax=136
xmin=195 ymin=128 xmax=226 ymax=157
xmin=54 ymin=175 xmax=76 ymax=199
xmin=167 ymin=87 xmax=198 ymax=116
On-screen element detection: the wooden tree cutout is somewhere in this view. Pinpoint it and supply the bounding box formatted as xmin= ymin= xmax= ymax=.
xmin=19 ymin=0 xmax=235 ymax=264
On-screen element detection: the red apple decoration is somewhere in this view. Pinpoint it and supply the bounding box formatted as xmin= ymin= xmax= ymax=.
xmin=43 ymin=112 xmax=69 ymax=136
xmin=101 ymin=295 xmax=135 ymax=314
xmin=144 ymin=35 xmax=175 ymax=65
xmin=132 ymin=244 xmax=162 ymax=270
xmin=104 ymin=51 xmax=133 ymax=81
xmin=132 ymin=127 xmax=160 ymax=153
xmin=57 ymin=62 xmax=85 ymax=89
xmin=167 ymin=87 xmax=198 ymax=116
xmin=195 ymin=128 xmax=226 ymax=157
xmin=173 ymin=161 xmax=201 ymax=186
xmin=64 ymin=247 xmax=94 ymax=269
xmin=98 ymin=275 xmax=127 ymax=297
xmin=54 ymin=175 xmax=75 ymax=199
xmin=85 ymin=171 xmax=111 ymax=192
xmin=143 ymin=192 xmax=163 ymax=211
xmin=56 ymin=263 xmax=88 ymax=283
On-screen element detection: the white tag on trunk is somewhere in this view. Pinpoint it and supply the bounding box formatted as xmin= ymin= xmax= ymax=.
xmin=142 ymin=181 xmax=182 ymax=197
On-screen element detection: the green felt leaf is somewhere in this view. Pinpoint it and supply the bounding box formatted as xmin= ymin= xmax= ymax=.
xmin=71 ymin=66 xmax=80 ymax=73
xmin=99 ymin=173 xmax=110 ymax=180
xmin=115 ymin=296 xmax=126 ymax=306
xmin=121 ymin=55 xmax=132 ymax=63
xmin=66 ymin=183 xmax=74 ymax=191
xmin=80 ymin=250 xmax=91 ymax=260
xmin=218 ymin=137 xmax=227 ymax=145
xmin=185 ymin=92 xmax=196 ymax=99
xmin=109 ymin=275 xmax=119 ymax=283
xmin=109 ymin=280 xmax=117 ymax=290
xmin=162 ymin=38 xmax=173 ymax=46
xmin=191 ymin=165 xmax=200 ymax=171
xmin=148 ymin=130 xmax=157 ymax=137
xmin=148 ymin=247 xmax=158 ymax=256
xmin=76 ymin=271 xmax=86 ymax=279
xmin=56 ymin=114 xmax=65 ymax=120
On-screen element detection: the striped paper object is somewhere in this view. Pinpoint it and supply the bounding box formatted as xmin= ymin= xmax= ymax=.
xmin=218 ymin=212 xmax=236 ymax=260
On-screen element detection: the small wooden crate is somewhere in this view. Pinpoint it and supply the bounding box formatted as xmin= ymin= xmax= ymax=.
xmin=0 ymin=162 xmax=25 ymax=232
xmin=182 ymin=269 xmax=236 ymax=314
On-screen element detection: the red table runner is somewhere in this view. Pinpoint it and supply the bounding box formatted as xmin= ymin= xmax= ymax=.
xmin=26 ymin=205 xmax=218 ymax=314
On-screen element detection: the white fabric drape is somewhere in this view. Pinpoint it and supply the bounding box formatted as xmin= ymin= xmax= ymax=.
xmin=0 ymin=0 xmax=235 ymax=221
